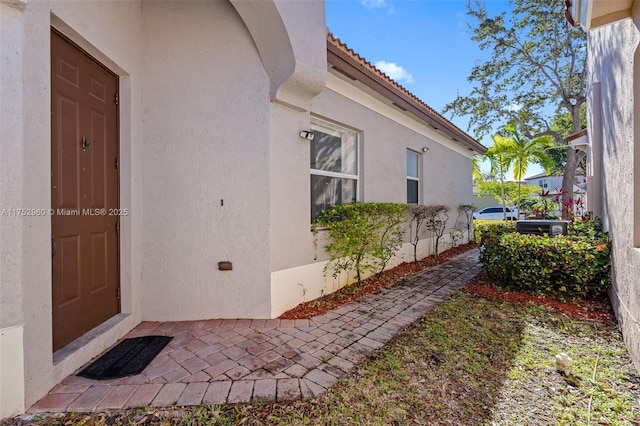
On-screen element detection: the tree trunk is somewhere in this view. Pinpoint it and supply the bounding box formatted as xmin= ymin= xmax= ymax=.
xmin=501 ymin=163 xmax=507 ymax=220
xmin=562 ymin=150 xmax=578 ymax=220
xmin=561 ymin=105 xmax=583 ymax=220
xmin=517 ymin=181 xmax=522 ymax=217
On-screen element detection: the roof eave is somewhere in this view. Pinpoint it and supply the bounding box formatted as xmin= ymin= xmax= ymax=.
xmin=326 ymin=36 xmax=487 ymax=155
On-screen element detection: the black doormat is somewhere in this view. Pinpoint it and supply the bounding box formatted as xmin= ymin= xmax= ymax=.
xmin=78 ymin=335 xmax=172 ymax=380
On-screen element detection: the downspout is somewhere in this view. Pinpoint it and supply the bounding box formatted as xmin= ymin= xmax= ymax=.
xmin=588 ymin=82 xmax=604 ymax=220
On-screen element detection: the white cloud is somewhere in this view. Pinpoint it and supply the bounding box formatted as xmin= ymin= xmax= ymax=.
xmin=361 ymin=0 xmax=395 ymax=14
xmin=361 ymin=0 xmax=387 ymax=9
xmin=374 ymin=61 xmax=415 ymax=84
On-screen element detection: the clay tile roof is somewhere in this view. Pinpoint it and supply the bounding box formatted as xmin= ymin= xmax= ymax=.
xmin=326 ymin=32 xmax=487 ymax=154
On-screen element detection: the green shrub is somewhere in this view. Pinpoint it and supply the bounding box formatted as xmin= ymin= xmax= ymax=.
xmin=458 ymin=204 xmax=475 ymax=242
xmin=569 ymin=217 xmax=604 ymax=239
xmin=480 ymin=232 xmax=610 ymax=299
xmin=474 ymin=220 xmax=515 ymax=244
xmin=408 ymin=205 xmax=430 ymax=262
xmin=423 ymin=205 xmax=450 ymax=258
xmin=314 ymin=202 xmax=409 ymax=284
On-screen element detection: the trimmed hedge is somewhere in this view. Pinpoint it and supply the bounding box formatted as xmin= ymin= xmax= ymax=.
xmin=474 ymin=220 xmax=515 ymax=244
xmin=478 ymin=222 xmax=610 ymax=299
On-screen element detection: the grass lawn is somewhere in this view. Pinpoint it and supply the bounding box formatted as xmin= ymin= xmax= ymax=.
xmin=7 ymin=287 xmax=639 ymax=425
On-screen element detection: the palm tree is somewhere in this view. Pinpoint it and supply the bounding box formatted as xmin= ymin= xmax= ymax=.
xmin=500 ymin=124 xmax=554 ymax=212
xmin=472 ymin=155 xmax=483 ymax=182
xmin=484 ymin=136 xmax=514 ymax=220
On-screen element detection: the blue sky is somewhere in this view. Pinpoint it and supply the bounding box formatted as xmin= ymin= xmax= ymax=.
xmin=326 ymin=0 xmax=504 ymax=113
xmin=325 ymin=0 xmax=546 ymax=176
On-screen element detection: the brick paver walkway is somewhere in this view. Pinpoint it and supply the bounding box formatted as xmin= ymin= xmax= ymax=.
xmin=28 ymin=249 xmax=481 ymax=413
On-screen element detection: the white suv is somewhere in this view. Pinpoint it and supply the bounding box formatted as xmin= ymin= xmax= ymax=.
xmin=473 ymin=206 xmax=521 ymax=220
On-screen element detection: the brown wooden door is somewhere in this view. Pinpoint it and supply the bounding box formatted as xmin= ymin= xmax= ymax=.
xmin=51 ymin=30 xmax=120 ymax=352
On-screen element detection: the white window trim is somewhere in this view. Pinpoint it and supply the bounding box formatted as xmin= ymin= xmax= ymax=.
xmin=407 ymin=149 xmax=420 ymax=204
xmin=312 ymin=169 xmax=358 ymax=180
xmin=310 ymin=117 xmax=361 ymax=218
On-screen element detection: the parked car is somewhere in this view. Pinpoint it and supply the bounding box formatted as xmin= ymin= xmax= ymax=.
xmin=473 ymin=206 xmax=521 ymax=220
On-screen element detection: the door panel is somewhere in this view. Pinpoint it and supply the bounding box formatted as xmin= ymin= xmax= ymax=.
xmin=56 ymin=96 xmax=80 ymax=208
xmin=89 ymin=232 xmax=107 ymax=292
xmin=51 ymin=30 xmax=120 ymax=352
xmin=58 ymin=235 xmax=80 ymax=306
xmin=89 ymin=110 xmax=107 ymax=205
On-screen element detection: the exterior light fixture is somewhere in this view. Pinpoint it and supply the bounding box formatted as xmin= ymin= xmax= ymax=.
xmin=299 ymin=131 xmax=315 ymax=141
xmin=422 ymin=147 xmax=430 ymax=153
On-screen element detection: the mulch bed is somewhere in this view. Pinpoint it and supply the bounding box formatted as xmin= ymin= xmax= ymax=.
xmin=463 ymin=271 xmax=616 ymax=324
xmin=279 ymin=243 xmax=477 ymax=319
xmin=280 ymin=242 xmax=617 ymax=325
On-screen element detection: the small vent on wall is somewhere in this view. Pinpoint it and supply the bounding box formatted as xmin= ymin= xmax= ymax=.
xmin=218 ymin=261 xmax=233 ymax=271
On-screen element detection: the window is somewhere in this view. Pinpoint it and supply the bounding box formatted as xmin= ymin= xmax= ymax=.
xmin=539 ymin=179 xmax=548 ymax=189
xmin=310 ymin=118 xmax=358 ymax=221
xmin=407 ymin=150 xmax=420 ymax=204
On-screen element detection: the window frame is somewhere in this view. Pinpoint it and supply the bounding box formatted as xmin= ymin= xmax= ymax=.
xmin=406 ymin=149 xmax=420 ymax=205
xmin=309 ymin=117 xmax=360 ymax=221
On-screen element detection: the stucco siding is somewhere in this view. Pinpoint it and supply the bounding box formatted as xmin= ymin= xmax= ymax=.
xmin=268 ymin=103 xmax=315 ymax=271
xmin=1 ymin=2 xmax=26 ymax=332
xmin=0 ymin=3 xmax=26 ymax=415
xmin=423 ymin=142 xmax=474 ymax=208
xmin=588 ymin=16 xmax=640 ymax=369
xmin=141 ymin=1 xmax=273 ymax=320
xmin=268 ymin=76 xmax=475 ymax=317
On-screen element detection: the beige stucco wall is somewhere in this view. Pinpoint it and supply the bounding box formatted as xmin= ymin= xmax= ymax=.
xmin=140 ymin=0 xmax=274 ymax=320
xmin=139 ymin=0 xmax=325 ymax=322
xmin=587 ymin=16 xmax=640 ymax=370
xmin=268 ymin=72 xmax=475 ymax=317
